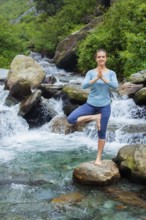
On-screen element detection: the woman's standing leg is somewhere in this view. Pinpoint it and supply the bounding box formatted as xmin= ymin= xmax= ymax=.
xmin=95 ymin=105 xmax=111 ymax=165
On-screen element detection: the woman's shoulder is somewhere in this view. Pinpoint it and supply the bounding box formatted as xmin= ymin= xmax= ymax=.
xmin=108 ymin=69 xmax=116 ymax=75
xmin=86 ymin=68 xmax=96 ymax=74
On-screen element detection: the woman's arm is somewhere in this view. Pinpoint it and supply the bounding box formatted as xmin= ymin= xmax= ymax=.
xmin=101 ymin=71 xmax=118 ymax=89
xmin=82 ymin=71 xmax=99 ymax=89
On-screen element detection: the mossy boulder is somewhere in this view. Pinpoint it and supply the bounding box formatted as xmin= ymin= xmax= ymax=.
xmin=62 ymin=85 xmax=89 ymax=105
xmin=113 ymin=144 xmax=146 ymax=184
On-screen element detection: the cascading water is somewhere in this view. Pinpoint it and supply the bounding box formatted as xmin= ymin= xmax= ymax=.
xmin=0 ymin=54 xmax=146 ymax=220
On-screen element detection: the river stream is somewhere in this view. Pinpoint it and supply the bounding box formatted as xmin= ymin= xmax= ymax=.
xmin=0 ymin=53 xmax=146 ymax=220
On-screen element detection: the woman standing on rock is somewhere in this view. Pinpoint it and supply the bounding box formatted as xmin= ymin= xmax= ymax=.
xmin=67 ymin=49 xmax=118 ymax=165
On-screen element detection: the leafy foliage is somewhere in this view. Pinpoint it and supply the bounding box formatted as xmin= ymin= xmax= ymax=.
xmin=0 ymin=17 xmax=26 ymax=68
xmin=77 ymin=0 xmax=146 ymax=78
xmin=0 ymin=0 xmax=34 ymax=21
xmin=34 ymin=0 xmax=64 ymax=15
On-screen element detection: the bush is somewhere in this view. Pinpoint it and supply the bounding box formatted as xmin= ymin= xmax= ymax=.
xmin=0 ymin=17 xmax=26 ymax=68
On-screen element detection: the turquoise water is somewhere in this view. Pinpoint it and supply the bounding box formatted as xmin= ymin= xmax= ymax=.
xmin=0 ymin=82 xmax=146 ymax=220
xmin=0 ymin=132 xmax=146 ymax=220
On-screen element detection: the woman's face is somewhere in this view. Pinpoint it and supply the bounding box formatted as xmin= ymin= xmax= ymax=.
xmin=96 ymin=51 xmax=107 ymax=66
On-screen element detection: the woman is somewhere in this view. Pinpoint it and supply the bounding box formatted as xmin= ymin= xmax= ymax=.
xmin=67 ymin=49 xmax=118 ymax=165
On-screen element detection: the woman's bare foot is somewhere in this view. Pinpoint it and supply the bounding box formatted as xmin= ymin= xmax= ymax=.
xmin=94 ymin=160 xmax=102 ymax=166
xmin=95 ymin=114 xmax=101 ymax=131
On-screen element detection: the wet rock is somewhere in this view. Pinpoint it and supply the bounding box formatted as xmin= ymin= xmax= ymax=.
xmin=44 ymin=75 xmax=57 ymax=84
xmin=139 ymin=187 xmax=146 ymax=201
xmin=113 ymin=144 xmax=146 ymax=184
xmin=62 ymin=85 xmax=89 ymax=105
xmin=6 ymin=54 xmax=45 ymax=89
xmin=5 ymin=95 xmax=19 ymax=106
xmin=38 ymin=83 xmax=63 ymax=99
xmin=19 ymin=90 xmax=42 ymax=117
xmin=63 ymin=101 xmax=79 ymax=116
xmin=5 ymin=79 xmax=32 ymax=106
xmin=59 ymin=91 xmax=80 ymax=116
xmin=54 ymin=17 xmax=102 ymax=71
xmin=73 ymin=160 xmax=121 ymax=186
xmin=129 ymin=69 xmax=146 ymax=85
xmin=133 ymin=88 xmax=146 ymax=105
xmin=51 ymin=192 xmax=84 ymax=204
xmin=19 ymin=92 xmax=52 ymax=128
xmin=118 ymin=82 xmax=143 ymax=97
xmin=105 ymin=187 xmax=146 ymax=209
xmin=49 ymin=115 xmax=85 ymax=134
xmin=121 ymin=124 xmax=146 ymax=134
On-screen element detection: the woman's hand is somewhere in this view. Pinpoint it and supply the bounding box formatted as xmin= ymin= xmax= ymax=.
xmin=98 ymin=67 xmax=103 ymax=79
xmin=97 ymin=67 xmax=109 ymax=84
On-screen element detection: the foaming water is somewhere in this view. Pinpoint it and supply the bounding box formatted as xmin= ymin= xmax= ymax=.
xmin=0 ymin=85 xmax=9 ymax=103
xmin=111 ymin=98 xmax=145 ymax=119
xmin=0 ymin=83 xmax=146 ymax=163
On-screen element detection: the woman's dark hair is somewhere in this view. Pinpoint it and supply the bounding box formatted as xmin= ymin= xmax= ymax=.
xmin=95 ymin=49 xmax=108 ymax=58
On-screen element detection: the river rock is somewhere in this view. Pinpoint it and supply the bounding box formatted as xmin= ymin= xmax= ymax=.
xmin=5 ymin=79 xmax=32 ymax=107
xmin=63 ymin=101 xmax=79 ymax=116
xmin=54 ymin=17 xmax=102 ymax=70
xmin=44 ymin=75 xmax=57 ymax=84
xmin=133 ymin=87 xmax=146 ymax=105
xmin=73 ymin=160 xmax=121 ymax=186
xmin=113 ymin=144 xmax=146 ymax=184
xmin=51 ymin=192 xmax=84 ymax=204
xmin=122 ymin=124 xmax=146 ymax=134
xmin=62 ymin=85 xmax=89 ymax=105
xmin=49 ymin=115 xmax=85 ymax=134
xmin=129 ymin=69 xmax=146 ymax=85
xmin=118 ymin=82 xmax=143 ymax=97
xmin=6 ymin=55 xmax=45 ymax=89
xmin=19 ymin=89 xmax=42 ymax=117
xmin=38 ymin=83 xmax=63 ymax=99
xmin=105 ymin=187 xmax=146 ymax=209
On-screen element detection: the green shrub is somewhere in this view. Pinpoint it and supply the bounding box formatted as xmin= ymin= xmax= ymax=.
xmin=0 ymin=17 xmax=26 ymax=68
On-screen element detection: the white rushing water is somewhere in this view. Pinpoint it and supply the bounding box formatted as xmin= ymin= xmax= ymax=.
xmin=0 ymin=53 xmax=146 ymax=164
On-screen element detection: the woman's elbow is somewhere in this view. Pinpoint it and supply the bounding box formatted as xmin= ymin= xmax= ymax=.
xmin=82 ymin=84 xmax=89 ymax=89
xmin=67 ymin=115 xmax=76 ymax=124
xmin=115 ymin=83 xmax=119 ymax=89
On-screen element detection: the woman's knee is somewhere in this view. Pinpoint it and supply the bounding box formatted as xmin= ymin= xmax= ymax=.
xmin=67 ymin=114 xmax=76 ymax=124
xmin=98 ymin=116 xmax=109 ymax=138
xmin=98 ymin=130 xmax=106 ymax=139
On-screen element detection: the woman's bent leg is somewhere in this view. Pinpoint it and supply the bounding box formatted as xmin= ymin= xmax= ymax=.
xmin=67 ymin=103 xmax=100 ymax=126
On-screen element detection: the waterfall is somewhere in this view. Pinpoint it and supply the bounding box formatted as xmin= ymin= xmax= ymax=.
xmin=0 ymin=54 xmax=146 ymax=161
xmin=83 ymin=93 xmax=146 ymax=153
